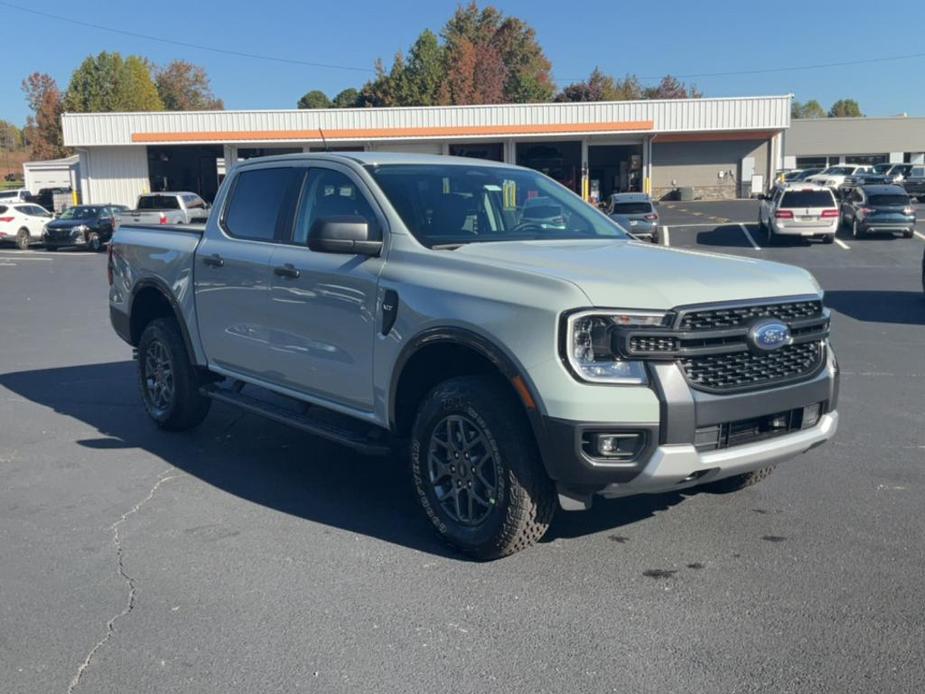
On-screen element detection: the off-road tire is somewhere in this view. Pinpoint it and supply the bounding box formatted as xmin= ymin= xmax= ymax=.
xmin=137 ymin=317 xmax=210 ymax=431
xmin=410 ymin=375 xmax=555 ymax=560
xmin=703 ymin=466 xmax=775 ymax=494
xmin=16 ymin=228 xmax=30 ymax=250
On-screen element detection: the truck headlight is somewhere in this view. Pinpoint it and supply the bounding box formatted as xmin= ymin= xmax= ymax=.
xmin=564 ymin=310 xmax=666 ymax=384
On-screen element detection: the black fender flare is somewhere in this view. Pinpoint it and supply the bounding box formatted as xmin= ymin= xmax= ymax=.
xmin=388 ymin=327 xmax=551 ymax=464
xmin=129 ymin=277 xmax=198 ymax=361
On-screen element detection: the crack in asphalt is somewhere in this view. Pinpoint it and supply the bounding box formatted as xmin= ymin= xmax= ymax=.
xmin=66 ymin=471 xmax=178 ymax=694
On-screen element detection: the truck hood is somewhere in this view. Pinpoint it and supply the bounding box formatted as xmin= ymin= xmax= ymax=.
xmin=453 ymin=239 xmax=820 ymax=309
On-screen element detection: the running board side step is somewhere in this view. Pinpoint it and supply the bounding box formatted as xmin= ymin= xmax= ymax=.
xmin=200 ymin=384 xmax=391 ymax=455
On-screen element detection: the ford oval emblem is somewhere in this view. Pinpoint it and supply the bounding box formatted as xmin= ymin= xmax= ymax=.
xmin=749 ymin=320 xmax=792 ymax=351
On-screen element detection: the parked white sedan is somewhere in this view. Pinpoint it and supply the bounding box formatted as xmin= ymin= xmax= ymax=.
xmin=0 ymin=203 xmax=54 ymax=249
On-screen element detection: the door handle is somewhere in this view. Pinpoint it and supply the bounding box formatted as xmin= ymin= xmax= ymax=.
xmin=202 ymin=254 xmax=224 ymax=267
xmin=273 ymin=263 xmax=301 ymax=279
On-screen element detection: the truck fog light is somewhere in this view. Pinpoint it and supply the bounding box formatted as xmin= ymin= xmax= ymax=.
xmin=583 ymin=432 xmax=646 ymax=462
xmin=802 ymin=403 xmax=822 ymax=429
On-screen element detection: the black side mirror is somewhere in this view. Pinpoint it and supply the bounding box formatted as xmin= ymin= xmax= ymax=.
xmin=308 ymin=216 xmax=382 ymax=256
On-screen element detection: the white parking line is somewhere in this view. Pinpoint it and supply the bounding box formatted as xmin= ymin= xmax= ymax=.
xmin=661 ymin=226 xmax=670 ymax=246
xmin=834 ymin=238 xmax=851 ymax=250
xmin=0 ymin=255 xmax=52 ymax=261
xmin=914 ymin=231 xmax=925 ymax=241
xmin=659 ymin=221 xmax=753 ymax=228
xmin=738 ymin=223 xmax=761 ymax=250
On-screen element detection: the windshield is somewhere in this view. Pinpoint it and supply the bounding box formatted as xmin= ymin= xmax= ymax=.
xmin=367 ymin=163 xmax=627 ymax=247
xmin=58 ymin=206 xmax=100 ymax=220
xmin=611 ymin=202 xmax=653 ymax=214
xmin=872 ymin=164 xmax=892 ymax=173
xmin=780 ymin=191 xmax=836 ymax=208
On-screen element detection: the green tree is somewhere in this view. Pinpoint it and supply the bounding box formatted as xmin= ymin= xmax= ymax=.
xmin=297 ymin=90 xmax=332 ymax=109
xmin=555 ymin=68 xmax=643 ymax=102
xmin=791 ymin=99 xmax=826 ymax=119
xmin=63 ymin=52 xmax=163 ymax=113
xmin=21 ymin=72 xmax=67 ymax=159
xmin=829 ymin=99 xmax=862 ymax=118
xmin=0 ymin=120 xmax=24 ymax=151
xmin=332 ymin=87 xmax=360 ymax=108
xmin=643 ymin=74 xmax=702 ymax=99
xmin=155 ymin=60 xmax=224 ymax=110
xmin=396 ymin=30 xmax=445 ymax=106
xmin=358 ymin=54 xmax=406 ymax=107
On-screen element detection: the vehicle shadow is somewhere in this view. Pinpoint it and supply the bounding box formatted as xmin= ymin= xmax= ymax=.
xmin=695 ymin=224 xmax=753 ymax=248
xmin=0 ymin=361 xmax=683 ymax=559
xmin=825 ymin=290 xmax=925 ymax=325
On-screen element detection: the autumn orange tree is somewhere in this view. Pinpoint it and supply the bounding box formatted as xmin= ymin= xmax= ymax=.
xmin=21 ymin=72 xmax=67 ymax=160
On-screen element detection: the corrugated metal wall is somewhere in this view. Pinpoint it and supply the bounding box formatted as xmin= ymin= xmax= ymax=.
xmin=786 ymin=117 xmax=925 ymax=156
xmin=82 ymin=146 xmax=149 ymax=206
xmin=62 ymin=96 xmax=792 ymax=147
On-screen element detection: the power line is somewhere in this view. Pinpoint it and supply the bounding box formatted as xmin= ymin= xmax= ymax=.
xmin=0 ymin=1 xmax=375 ymax=74
xmin=3 ymin=0 xmax=923 ymax=85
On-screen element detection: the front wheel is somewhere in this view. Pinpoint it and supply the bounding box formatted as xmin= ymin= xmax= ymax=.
xmin=87 ymin=232 xmax=102 ymax=252
xmin=410 ymin=375 xmax=555 ymax=560
xmin=137 ymin=318 xmax=211 ymax=431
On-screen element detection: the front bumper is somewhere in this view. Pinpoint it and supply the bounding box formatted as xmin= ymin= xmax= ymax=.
xmin=599 ymin=412 xmax=837 ymax=498
xmin=538 ymin=348 xmax=839 ymax=505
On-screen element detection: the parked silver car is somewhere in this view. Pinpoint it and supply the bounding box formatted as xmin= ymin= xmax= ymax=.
xmin=758 ymin=184 xmax=839 ymax=243
xmin=606 ymin=193 xmax=659 ymax=242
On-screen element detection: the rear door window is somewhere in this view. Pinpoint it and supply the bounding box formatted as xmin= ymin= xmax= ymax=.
xmin=222 ymin=167 xmax=305 ymax=242
xmin=138 ymin=195 xmax=181 ymax=210
xmin=780 ymin=191 xmax=835 ymax=208
xmin=868 ymin=194 xmax=910 ymax=206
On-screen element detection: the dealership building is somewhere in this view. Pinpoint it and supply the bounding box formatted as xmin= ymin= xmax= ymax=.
xmin=58 ymin=96 xmax=925 ymax=208
xmin=784 ymin=116 xmax=925 ymax=169
xmin=60 ymin=95 xmax=790 ymax=206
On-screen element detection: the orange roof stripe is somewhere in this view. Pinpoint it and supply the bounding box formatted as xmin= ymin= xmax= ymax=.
xmin=131 ymin=120 xmax=655 ymax=143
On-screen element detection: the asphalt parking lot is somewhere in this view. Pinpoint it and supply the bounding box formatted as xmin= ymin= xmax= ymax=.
xmin=1 ymin=205 xmax=924 ymax=693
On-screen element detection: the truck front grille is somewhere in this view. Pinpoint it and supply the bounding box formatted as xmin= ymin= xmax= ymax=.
xmin=679 ymin=341 xmax=824 ymax=392
xmin=678 ymin=300 xmax=823 ymax=330
xmin=619 ymin=298 xmax=830 ymax=394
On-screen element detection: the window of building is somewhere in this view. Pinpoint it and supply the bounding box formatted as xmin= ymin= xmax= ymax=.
xmin=449 ymin=143 xmax=504 ymax=161
xmin=844 ymin=154 xmax=888 ymax=165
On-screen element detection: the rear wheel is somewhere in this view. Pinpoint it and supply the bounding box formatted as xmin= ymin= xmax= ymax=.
xmin=703 ymin=466 xmax=775 ymax=494
xmin=16 ymin=228 xmax=30 ymax=250
xmin=823 ymin=234 xmax=835 ymax=244
xmin=410 ymin=375 xmax=555 ymax=560
xmin=137 ymin=318 xmax=211 ymax=431
xmin=902 ymin=229 xmax=914 ymax=239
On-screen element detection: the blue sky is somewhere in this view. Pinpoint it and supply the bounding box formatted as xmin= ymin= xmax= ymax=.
xmin=3 ymin=0 xmax=925 ymax=125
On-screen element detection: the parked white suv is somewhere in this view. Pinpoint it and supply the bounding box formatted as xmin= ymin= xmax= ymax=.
xmin=758 ymin=184 xmax=839 ymax=244
xmin=805 ymin=165 xmax=873 ymax=190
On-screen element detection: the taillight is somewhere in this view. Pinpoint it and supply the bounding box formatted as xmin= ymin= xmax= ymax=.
xmin=821 ymin=209 xmax=839 ymax=218
xmin=159 ymin=212 xmax=168 ymax=225
xmin=0 ymin=216 xmax=14 ymax=223
xmin=775 ymin=210 xmax=794 ymax=219
xmin=644 ymin=213 xmax=658 ymax=221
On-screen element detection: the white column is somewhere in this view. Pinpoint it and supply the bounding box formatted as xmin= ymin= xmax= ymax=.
xmin=911 ymin=153 xmax=925 ymax=165
xmin=504 ymin=140 xmax=516 ymax=164
xmin=889 ymin=152 xmax=904 ymax=163
xmin=580 ymin=139 xmax=589 ymax=201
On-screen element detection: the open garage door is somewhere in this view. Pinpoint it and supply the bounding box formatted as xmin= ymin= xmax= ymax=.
xmin=148 ymin=145 xmax=224 ymax=202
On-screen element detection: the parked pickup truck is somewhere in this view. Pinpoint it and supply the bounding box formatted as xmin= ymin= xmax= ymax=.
xmin=108 ymin=152 xmax=839 ymax=559
xmin=115 ymin=192 xmax=210 ymax=227
xmin=902 ymin=166 xmax=925 ymax=201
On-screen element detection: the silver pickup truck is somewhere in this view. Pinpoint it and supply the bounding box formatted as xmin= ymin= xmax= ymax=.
xmin=115 ymin=192 xmax=210 ymax=227
xmin=108 ymin=152 xmax=839 ymax=559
